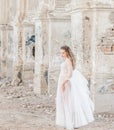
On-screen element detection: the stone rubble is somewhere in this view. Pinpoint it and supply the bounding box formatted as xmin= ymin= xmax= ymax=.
xmin=0 ymin=80 xmax=113 ymax=129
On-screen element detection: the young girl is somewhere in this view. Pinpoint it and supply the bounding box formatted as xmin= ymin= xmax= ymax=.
xmin=55 ymin=45 xmax=95 ymax=130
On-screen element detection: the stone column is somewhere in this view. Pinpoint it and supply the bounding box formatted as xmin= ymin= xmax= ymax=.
xmin=34 ymin=19 xmax=43 ymax=94
xmin=22 ymin=25 xmax=26 ymax=66
xmin=11 ymin=22 xmax=24 ymax=85
xmin=7 ymin=25 xmax=15 ymax=79
xmin=0 ymin=29 xmax=2 ymax=77
xmin=90 ymin=9 xmax=97 ymax=104
xmin=0 ymin=25 xmax=8 ymax=78
xmin=11 ymin=0 xmax=26 ymax=85
xmin=47 ymin=17 xmax=52 ymax=95
xmin=34 ymin=18 xmax=48 ymax=95
xmin=33 ymin=1 xmax=50 ymax=95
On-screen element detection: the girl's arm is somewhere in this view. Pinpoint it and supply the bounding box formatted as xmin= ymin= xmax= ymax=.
xmin=63 ymin=58 xmax=73 ymax=85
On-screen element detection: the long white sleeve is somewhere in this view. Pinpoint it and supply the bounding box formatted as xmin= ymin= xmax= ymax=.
xmin=64 ymin=58 xmax=73 ymax=81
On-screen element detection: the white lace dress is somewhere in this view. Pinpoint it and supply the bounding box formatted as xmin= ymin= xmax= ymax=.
xmin=55 ymin=58 xmax=95 ymax=130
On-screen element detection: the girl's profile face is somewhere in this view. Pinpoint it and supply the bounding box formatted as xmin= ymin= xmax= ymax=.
xmin=60 ymin=49 xmax=67 ymax=58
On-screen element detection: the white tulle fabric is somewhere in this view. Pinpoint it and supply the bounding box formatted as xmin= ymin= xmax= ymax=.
xmin=55 ymin=58 xmax=95 ymax=130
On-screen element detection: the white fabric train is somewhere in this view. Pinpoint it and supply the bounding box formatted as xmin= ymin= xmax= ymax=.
xmin=55 ymin=68 xmax=95 ymax=130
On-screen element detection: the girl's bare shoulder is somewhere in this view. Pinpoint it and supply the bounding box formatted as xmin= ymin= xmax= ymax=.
xmin=65 ymin=58 xmax=72 ymax=65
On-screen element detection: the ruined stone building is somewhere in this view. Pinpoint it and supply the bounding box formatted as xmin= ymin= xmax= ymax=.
xmin=0 ymin=0 xmax=114 ymax=113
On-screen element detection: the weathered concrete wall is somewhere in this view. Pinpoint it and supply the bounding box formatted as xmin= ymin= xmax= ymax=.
xmin=94 ymin=10 xmax=114 ymax=113
xmin=70 ymin=0 xmax=114 ymax=113
xmin=0 ymin=0 xmax=114 ymax=113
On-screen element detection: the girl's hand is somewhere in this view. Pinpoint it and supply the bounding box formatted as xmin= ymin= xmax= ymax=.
xmin=62 ymin=84 xmax=65 ymax=92
xmin=61 ymin=80 xmax=68 ymax=92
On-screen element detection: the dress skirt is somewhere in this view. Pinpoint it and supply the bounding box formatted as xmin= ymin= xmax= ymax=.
xmin=55 ymin=68 xmax=95 ymax=130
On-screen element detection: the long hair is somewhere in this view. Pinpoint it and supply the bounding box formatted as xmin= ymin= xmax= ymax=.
xmin=60 ymin=45 xmax=76 ymax=70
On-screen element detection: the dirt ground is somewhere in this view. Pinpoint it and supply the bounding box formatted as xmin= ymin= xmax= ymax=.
xmin=0 ymin=80 xmax=114 ymax=130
